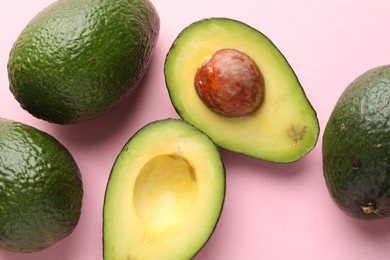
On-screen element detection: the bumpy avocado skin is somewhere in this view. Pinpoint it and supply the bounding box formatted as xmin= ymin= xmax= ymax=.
xmin=323 ymin=65 xmax=390 ymax=219
xmin=7 ymin=0 xmax=160 ymax=124
xmin=0 ymin=118 xmax=83 ymax=252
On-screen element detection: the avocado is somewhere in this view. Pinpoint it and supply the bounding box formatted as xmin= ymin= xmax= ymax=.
xmin=323 ymin=65 xmax=390 ymax=220
xmin=7 ymin=0 xmax=160 ymax=124
xmin=103 ymin=119 xmax=225 ymax=259
xmin=0 ymin=118 xmax=83 ymax=252
xmin=164 ymin=18 xmax=319 ymax=162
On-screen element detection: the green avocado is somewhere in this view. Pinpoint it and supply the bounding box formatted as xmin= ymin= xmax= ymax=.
xmin=323 ymin=65 xmax=390 ymax=220
xmin=164 ymin=18 xmax=319 ymax=162
xmin=7 ymin=0 xmax=160 ymax=124
xmin=103 ymin=119 xmax=225 ymax=259
xmin=0 ymin=118 xmax=83 ymax=252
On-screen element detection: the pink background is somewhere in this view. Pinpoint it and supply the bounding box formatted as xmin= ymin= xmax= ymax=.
xmin=1 ymin=1 xmax=390 ymax=259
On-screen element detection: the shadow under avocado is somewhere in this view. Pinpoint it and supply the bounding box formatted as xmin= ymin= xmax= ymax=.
xmin=0 ymin=236 xmax=74 ymax=260
xmin=220 ymin=147 xmax=314 ymax=181
xmin=350 ymin=211 xmax=390 ymax=238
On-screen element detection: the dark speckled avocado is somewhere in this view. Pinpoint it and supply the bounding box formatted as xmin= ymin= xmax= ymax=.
xmin=323 ymin=65 xmax=390 ymax=220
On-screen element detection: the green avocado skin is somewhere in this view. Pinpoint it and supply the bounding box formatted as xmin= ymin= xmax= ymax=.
xmin=7 ymin=0 xmax=160 ymax=124
xmin=322 ymin=65 xmax=390 ymax=220
xmin=0 ymin=118 xmax=83 ymax=252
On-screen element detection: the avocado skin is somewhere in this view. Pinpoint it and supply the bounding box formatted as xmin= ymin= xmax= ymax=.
xmin=322 ymin=65 xmax=390 ymax=219
xmin=0 ymin=118 xmax=83 ymax=252
xmin=7 ymin=0 xmax=160 ymax=124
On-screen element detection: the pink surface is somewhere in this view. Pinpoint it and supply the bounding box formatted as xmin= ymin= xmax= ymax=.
xmin=1 ymin=1 xmax=390 ymax=259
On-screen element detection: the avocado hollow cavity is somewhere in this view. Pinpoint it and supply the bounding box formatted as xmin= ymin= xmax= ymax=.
xmin=195 ymin=48 xmax=264 ymax=117
xmin=134 ymin=154 xmax=198 ymax=233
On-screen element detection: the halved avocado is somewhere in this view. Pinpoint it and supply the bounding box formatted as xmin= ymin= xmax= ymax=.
xmin=103 ymin=119 xmax=225 ymax=259
xmin=164 ymin=18 xmax=319 ymax=162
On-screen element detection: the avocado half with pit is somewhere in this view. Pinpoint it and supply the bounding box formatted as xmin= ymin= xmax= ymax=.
xmin=103 ymin=119 xmax=225 ymax=259
xmin=164 ymin=18 xmax=319 ymax=162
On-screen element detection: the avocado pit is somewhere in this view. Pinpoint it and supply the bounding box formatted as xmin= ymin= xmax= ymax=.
xmin=195 ymin=48 xmax=264 ymax=117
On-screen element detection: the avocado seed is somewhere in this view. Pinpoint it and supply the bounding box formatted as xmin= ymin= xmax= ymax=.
xmin=194 ymin=48 xmax=264 ymax=117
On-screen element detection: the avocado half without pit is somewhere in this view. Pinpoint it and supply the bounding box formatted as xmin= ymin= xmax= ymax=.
xmin=103 ymin=119 xmax=225 ymax=259
xmin=164 ymin=18 xmax=320 ymax=162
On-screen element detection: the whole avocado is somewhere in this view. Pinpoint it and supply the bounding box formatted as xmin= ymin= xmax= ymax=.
xmin=7 ymin=0 xmax=160 ymax=124
xmin=323 ymin=65 xmax=390 ymax=220
xmin=0 ymin=118 xmax=83 ymax=252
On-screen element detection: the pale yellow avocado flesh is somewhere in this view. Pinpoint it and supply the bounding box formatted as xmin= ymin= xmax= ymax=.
xmin=164 ymin=18 xmax=319 ymax=162
xmin=133 ymin=154 xmax=198 ymax=233
xmin=103 ymin=119 xmax=225 ymax=259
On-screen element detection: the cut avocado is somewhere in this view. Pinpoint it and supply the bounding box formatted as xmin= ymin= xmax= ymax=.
xmin=164 ymin=18 xmax=319 ymax=162
xmin=0 ymin=118 xmax=83 ymax=252
xmin=7 ymin=0 xmax=160 ymax=124
xmin=323 ymin=65 xmax=390 ymax=220
xmin=103 ymin=119 xmax=225 ymax=259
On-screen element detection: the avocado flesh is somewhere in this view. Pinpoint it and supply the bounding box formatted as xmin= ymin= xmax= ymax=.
xmin=0 ymin=118 xmax=83 ymax=252
xmin=323 ymin=65 xmax=390 ymax=220
xmin=103 ymin=119 xmax=225 ymax=259
xmin=164 ymin=18 xmax=319 ymax=162
xmin=7 ymin=0 xmax=159 ymax=124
